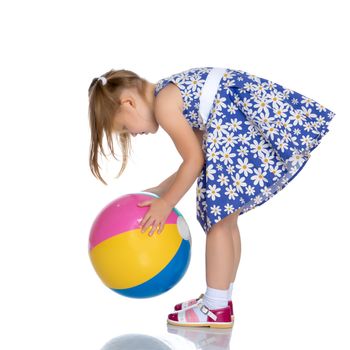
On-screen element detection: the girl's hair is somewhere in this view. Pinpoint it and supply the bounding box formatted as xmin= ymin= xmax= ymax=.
xmin=88 ymin=69 xmax=149 ymax=185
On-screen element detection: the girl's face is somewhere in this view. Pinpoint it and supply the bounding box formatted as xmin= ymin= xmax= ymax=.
xmin=113 ymin=86 xmax=159 ymax=137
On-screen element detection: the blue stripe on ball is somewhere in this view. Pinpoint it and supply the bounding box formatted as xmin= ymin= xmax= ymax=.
xmin=112 ymin=239 xmax=191 ymax=298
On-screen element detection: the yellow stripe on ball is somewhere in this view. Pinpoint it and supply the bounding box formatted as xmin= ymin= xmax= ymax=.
xmin=89 ymin=224 xmax=182 ymax=289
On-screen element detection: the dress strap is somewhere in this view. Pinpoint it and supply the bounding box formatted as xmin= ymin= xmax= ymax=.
xmin=199 ymin=67 xmax=227 ymax=125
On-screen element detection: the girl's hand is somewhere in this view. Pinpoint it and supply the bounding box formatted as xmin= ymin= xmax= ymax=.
xmin=137 ymin=198 xmax=173 ymax=236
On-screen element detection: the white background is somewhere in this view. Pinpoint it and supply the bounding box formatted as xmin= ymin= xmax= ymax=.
xmin=1 ymin=0 xmax=349 ymax=349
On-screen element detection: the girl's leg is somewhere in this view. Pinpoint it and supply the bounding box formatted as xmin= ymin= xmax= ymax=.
xmin=230 ymin=224 xmax=241 ymax=283
xmin=205 ymin=221 xmax=235 ymax=290
xmin=167 ymin=221 xmax=235 ymax=326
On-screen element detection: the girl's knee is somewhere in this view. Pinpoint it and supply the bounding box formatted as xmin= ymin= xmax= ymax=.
xmin=221 ymin=209 xmax=241 ymax=229
xmin=207 ymin=220 xmax=233 ymax=235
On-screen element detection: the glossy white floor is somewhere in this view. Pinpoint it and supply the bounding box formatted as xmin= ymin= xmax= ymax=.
xmin=1 ymin=1 xmax=349 ymax=349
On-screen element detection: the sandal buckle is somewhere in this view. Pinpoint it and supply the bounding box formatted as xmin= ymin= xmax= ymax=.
xmin=199 ymin=303 xmax=218 ymax=321
xmin=200 ymin=305 xmax=209 ymax=315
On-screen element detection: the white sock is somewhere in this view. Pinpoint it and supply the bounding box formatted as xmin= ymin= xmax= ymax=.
xmin=203 ymin=286 xmax=229 ymax=309
xmin=190 ymin=287 xmax=228 ymax=322
xmin=227 ymin=282 xmax=233 ymax=300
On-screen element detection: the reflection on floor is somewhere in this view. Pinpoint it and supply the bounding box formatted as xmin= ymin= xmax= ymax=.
xmin=100 ymin=326 xmax=233 ymax=350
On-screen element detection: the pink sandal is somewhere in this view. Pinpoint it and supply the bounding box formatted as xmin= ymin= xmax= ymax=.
xmin=168 ymin=300 xmax=233 ymax=328
xmin=174 ymin=293 xmax=235 ymax=321
xmin=174 ymin=293 xmax=205 ymax=311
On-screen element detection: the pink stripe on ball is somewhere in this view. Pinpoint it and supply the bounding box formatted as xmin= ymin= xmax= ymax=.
xmin=89 ymin=193 xmax=179 ymax=250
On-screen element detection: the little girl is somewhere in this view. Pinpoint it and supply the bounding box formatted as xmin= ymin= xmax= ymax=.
xmin=88 ymin=67 xmax=335 ymax=328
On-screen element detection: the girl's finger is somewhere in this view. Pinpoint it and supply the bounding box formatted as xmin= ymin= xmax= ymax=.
xmin=148 ymin=222 xmax=159 ymax=237
xmin=140 ymin=215 xmax=150 ymax=229
xmin=141 ymin=217 xmax=154 ymax=232
xmin=157 ymin=222 xmax=164 ymax=234
xmin=137 ymin=200 xmax=152 ymax=207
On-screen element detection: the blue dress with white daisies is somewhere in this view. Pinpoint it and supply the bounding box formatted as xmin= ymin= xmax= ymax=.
xmin=154 ymin=67 xmax=336 ymax=235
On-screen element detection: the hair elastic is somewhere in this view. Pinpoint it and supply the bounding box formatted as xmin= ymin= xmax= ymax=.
xmin=98 ymin=76 xmax=107 ymax=86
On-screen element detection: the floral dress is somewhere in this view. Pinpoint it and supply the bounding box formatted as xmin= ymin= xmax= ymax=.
xmin=154 ymin=67 xmax=336 ymax=234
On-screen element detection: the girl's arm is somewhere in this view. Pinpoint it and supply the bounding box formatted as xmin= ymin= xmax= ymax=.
xmin=162 ymin=159 xmax=203 ymax=208
xmin=143 ymin=170 xmax=178 ymax=197
xmin=154 ymin=86 xmax=205 ymax=208
xmin=157 ymin=170 xmax=178 ymax=195
xmin=145 ymin=131 xmax=204 ymax=197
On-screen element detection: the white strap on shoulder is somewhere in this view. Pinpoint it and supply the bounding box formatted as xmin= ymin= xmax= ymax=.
xmin=199 ymin=67 xmax=227 ymax=125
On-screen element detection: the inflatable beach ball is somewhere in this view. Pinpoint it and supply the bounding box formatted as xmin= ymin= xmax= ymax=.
xmin=89 ymin=192 xmax=191 ymax=298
